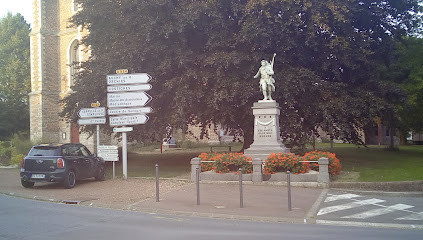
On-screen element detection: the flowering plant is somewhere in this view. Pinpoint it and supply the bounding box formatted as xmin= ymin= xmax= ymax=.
xmin=263 ymin=152 xmax=310 ymax=175
xmin=198 ymin=152 xmax=253 ymax=174
xmin=302 ymin=151 xmax=342 ymax=176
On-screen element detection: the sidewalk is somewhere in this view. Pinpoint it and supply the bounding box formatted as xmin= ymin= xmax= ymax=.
xmin=0 ymin=168 xmax=325 ymax=223
xmin=129 ymin=182 xmax=324 ymax=223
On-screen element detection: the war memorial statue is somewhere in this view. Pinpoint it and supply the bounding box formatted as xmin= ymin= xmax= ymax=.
xmin=245 ymin=53 xmax=289 ymax=181
xmin=254 ymin=53 xmax=276 ymax=101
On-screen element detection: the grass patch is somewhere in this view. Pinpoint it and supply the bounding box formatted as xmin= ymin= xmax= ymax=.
xmin=106 ymin=142 xmax=423 ymax=182
xmin=106 ymin=143 xmax=243 ymax=179
xmin=314 ymin=144 xmax=423 ymax=182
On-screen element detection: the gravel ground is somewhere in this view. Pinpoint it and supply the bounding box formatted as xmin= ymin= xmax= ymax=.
xmin=0 ymin=168 xmax=190 ymax=209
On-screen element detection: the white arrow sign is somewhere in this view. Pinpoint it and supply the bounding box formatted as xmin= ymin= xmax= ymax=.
xmin=78 ymin=117 xmax=106 ymax=125
xmin=109 ymin=114 xmax=149 ymax=126
xmin=78 ymin=107 xmax=106 ymax=118
xmin=113 ymin=127 xmax=133 ymax=133
xmin=97 ymin=149 xmax=119 ymax=154
xmin=107 ymin=84 xmax=152 ymax=92
xmin=98 ymin=153 xmax=119 ymax=157
xmin=100 ymin=156 xmax=119 ymax=162
xmin=107 ymin=73 xmax=151 ymax=85
xmin=108 ymin=107 xmax=152 ymax=116
xmin=98 ymin=145 xmax=118 ymax=150
xmin=107 ymin=92 xmax=151 ymax=108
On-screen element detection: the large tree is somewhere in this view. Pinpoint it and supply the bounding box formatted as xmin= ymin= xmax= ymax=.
xmin=0 ymin=13 xmax=31 ymax=139
xmin=383 ymin=37 xmax=423 ymax=136
xmin=62 ymin=0 xmax=421 ymax=149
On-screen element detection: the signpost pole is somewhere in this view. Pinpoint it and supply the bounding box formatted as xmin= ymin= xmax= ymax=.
xmin=113 ymin=162 xmax=115 ymax=179
xmin=122 ymin=130 xmax=128 ymax=179
xmin=96 ymin=125 xmax=100 ymax=155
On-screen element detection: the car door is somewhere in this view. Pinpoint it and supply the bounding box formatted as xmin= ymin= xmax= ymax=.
xmin=64 ymin=145 xmax=87 ymax=178
xmin=79 ymin=145 xmax=95 ymax=177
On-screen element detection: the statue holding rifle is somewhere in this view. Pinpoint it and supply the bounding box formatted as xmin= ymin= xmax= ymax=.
xmin=254 ymin=53 xmax=276 ymax=101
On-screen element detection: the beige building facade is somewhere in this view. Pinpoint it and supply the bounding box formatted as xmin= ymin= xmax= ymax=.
xmin=29 ymin=0 xmax=96 ymax=150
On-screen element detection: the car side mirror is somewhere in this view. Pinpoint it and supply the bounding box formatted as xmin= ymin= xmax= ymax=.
xmin=92 ymin=154 xmax=97 ymax=157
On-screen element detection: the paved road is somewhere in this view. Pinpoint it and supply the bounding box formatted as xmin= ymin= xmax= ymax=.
xmin=316 ymin=190 xmax=423 ymax=228
xmin=1 ymin=194 xmax=422 ymax=240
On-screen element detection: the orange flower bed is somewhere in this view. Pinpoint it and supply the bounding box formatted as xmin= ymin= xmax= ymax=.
xmin=263 ymin=152 xmax=310 ymax=175
xmin=198 ymin=152 xmax=253 ymax=174
xmin=302 ymin=150 xmax=342 ymax=176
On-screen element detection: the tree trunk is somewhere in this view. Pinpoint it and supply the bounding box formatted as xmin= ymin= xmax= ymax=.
xmin=389 ymin=127 xmax=394 ymax=149
xmin=241 ymin=128 xmax=254 ymax=152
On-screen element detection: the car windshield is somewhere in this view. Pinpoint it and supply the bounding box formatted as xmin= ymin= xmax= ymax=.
xmin=28 ymin=146 xmax=61 ymax=156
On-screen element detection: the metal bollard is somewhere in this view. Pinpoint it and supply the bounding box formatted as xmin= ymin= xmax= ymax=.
xmin=287 ymin=170 xmax=292 ymax=211
xmin=239 ymin=168 xmax=243 ymax=208
xmin=155 ymin=164 xmax=159 ymax=202
xmin=196 ymin=167 xmax=200 ymax=205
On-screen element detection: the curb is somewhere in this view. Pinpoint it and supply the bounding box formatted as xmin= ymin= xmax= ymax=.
xmin=128 ymin=207 xmax=308 ymax=224
xmin=304 ymin=188 xmax=328 ymax=224
xmin=330 ymin=181 xmax=423 ymax=192
xmin=316 ymin=220 xmax=423 ymax=230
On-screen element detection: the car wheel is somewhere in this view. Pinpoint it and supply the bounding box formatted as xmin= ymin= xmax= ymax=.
xmin=63 ymin=170 xmax=76 ymax=189
xmin=21 ymin=179 xmax=35 ymax=188
xmin=95 ymin=165 xmax=105 ymax=181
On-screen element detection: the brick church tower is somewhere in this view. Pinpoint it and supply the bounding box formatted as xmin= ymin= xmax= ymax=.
xmin=29 ymin=0 xmax=94 ymax=148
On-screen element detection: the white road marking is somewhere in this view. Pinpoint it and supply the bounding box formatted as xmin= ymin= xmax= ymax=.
xmin=325 ymin=194 xmax=360 ymax=202
xmin=317 ymin=198 xmax=385 ymax=216
xmin=396 ymin=212 xmax=423 ymax=220
xmin=341 ymin=204 xmax=414 ymax=219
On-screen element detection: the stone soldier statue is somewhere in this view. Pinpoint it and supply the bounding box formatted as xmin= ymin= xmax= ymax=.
xmin=254 ymin=53 xmax=276 ymax=101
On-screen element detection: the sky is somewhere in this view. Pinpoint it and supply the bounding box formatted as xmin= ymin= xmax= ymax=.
xmin=0 ymin=0 xmax=33 ymax=25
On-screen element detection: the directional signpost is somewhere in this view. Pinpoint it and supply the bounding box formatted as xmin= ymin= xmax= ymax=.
xmin=107 ymin=73 xmax=151 ymax=85
xmin=107 ymin=92 xmax=151 ymax=108
xmin=78 ymin=106 xmax=106 ymax=157
xmin=107 ymin=84 xmax=151 ymax=92
xmin=107 ymin=70 xmax=153 ymax=179
xmin=77 ymin=118 xmax=106 ymax=125
xmin=108 ymin=107 xmax=152 ymax=116
xmin=109 ymin=114 xmax=149 ymax=126
xmin=78 ymin=107 xmax=106 ymax=118
xmin=98 ymin=145 xmax=119 ymax=178
xmin=98 ymin=145 xmax=119 ymax=161
xmin=113 ymin=127 xmax=133 ymax=133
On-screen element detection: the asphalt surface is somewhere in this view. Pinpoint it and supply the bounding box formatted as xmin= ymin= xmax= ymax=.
xmin=1 ymin=168 xmax=422 ymax=229
xmin=0 ymin=168 xmax=324 ymax=224
xmin=2 ymin=194 xmax=422 ymax=240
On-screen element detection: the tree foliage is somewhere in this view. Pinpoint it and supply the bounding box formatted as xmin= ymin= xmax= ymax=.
xmin=383 ymin=37 xmax=423 ymax=134
xmin=62 ymin=0 xmax=421 ymax=149
xmin=0 ymin=13 xmax=31 ymax=139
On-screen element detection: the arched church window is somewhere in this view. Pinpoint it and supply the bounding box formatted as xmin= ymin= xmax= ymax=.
xmin=68 ymin=39 xmax=80 ymax=88
xmin=72 ymin=0 xmax=80 ymax=12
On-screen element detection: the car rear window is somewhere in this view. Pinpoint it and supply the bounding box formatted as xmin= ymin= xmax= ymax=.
xmin=28 ymin=146 xmax=61 ymax=156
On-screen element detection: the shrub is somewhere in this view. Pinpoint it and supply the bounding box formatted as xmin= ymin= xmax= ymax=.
xmin=0 ymin=141 xmax=12 ymax=165
xmin=302 ymin=151 xmax=342 ymax=176
xmin=263 ymin=153 xmax=310 ymax=175
xmin=10 ymin=154 xmax=25 ymax=166
xmin=11 ymin=133 xmax=33 ymax=156
xmin=198 ymin=152 xmax=253 ymax=174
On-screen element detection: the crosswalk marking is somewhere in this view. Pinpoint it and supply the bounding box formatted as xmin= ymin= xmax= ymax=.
xmin=396 ymin=212 xmax=423 ymax=220
xmin=317 ymin=198 xmax=385 ymax=216
xmin=341 ymin=204 xmax=414 ymax=219
xmin=325 ymin=194 xmax=360 ymax=202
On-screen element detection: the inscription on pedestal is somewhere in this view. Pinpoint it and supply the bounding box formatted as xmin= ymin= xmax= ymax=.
xmin=258 ymin=128 xmax=273 ymax=138
xmin=256 ymin=117 xmax=275 ymax=139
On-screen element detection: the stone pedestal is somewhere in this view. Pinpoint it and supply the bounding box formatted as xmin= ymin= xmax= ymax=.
xmin=244 ymin=101 xmax=289 ymax=161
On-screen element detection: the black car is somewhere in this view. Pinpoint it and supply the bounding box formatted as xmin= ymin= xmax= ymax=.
xmin=20 ymin=143 xmax=105 ymax=189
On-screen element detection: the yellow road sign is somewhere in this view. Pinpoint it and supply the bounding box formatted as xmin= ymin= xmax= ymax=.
xmin=116 ymin=69 xmax=129 ymax=74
